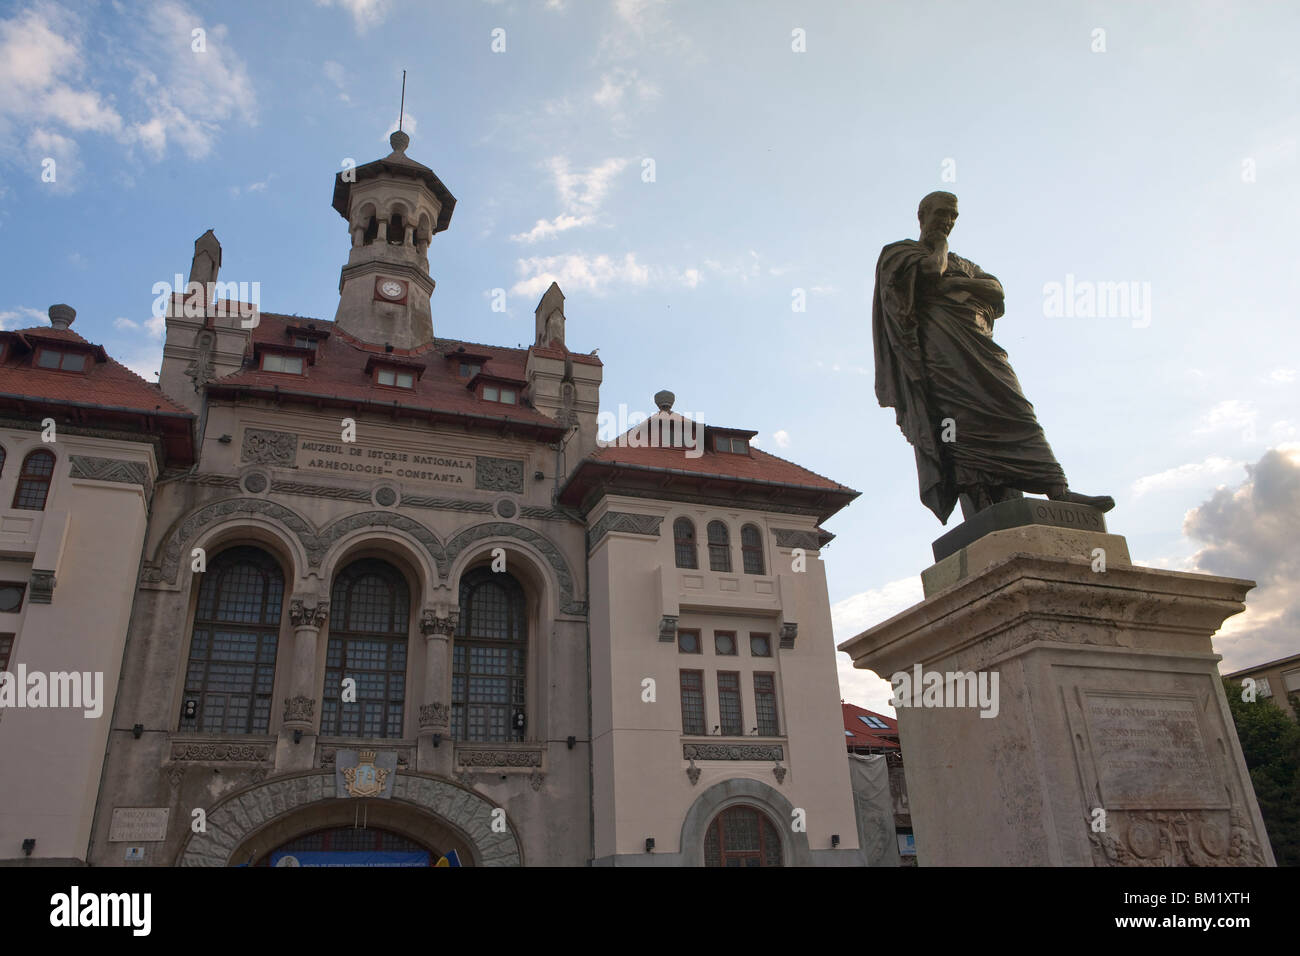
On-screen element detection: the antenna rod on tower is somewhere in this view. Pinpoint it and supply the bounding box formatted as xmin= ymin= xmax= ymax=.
xmin=399 ymin=70 xmax=406 ymax=132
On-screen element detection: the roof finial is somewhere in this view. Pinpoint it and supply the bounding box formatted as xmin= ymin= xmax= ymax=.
xmin=389 ymin=70 xmax=410 ymax=154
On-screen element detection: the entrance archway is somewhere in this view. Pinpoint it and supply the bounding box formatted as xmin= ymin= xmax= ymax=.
xmin=176 ymin=771 xmax=523 ymax=866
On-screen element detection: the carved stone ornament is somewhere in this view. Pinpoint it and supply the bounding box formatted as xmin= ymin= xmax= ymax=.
xmin=454 ymin=768 xmax=478 ymax=788
xmin=475 ymin=456 xmax=525 ymax=494
xmin=1086 ymin=808 xmax=1266 ymax=867
xmin=457 ymin=749 xmax=543 ymax=768
xmin=242 ymin=471 xmax=269 ymax=494
xmin=588 ymin=511 xmax=664 ymax=550
xmin=283 ymin=695 xmax=315 ymax=723
xmin=375 ymin=486 xmax=398 ymax=507
xmin=682 ymin=743 xmax=784 ymax=762
xmin=170 ymin=742 xmax=269 ymax=762
xmin=686 ymin=759 xmax=701 ymax=786
xmin=658 ymin=614 xmax=679 ymax=643
xmin=69 ymin=455 xmax=153 ymax=501
xmin=420 ymin=608 xmax=458 ymax=637
xmin=496 ymin=498 xmax=517 ymax=519
xmin=418 ymin=702 xmax=451 ymax=730
xmin=773 ymin=528 xmax=822 ymax=551
xmin=28 ymin=569 xmax=56 ymax=604
xmin=241 ymin=428 xmax=298 ymax=466
xmin=185 ymin=330 xmax=216 ymax=389
xmin=779 ymin=622 xmax=798 ymax=649
xmin=289 ymin=599 xmax=329 ymax=628
xmin=773 ymin=765 xmax=788 ymax=784
xmin=529 ymin=769 xmax=546 ymax=792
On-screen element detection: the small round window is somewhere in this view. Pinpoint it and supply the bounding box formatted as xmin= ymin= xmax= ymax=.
xmin=0 ymin=584 xmax=26 ymax=613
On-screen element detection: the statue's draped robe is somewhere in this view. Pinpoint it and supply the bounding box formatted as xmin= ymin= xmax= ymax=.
xmin=872 ymin=239 xmax=1066 ymax=523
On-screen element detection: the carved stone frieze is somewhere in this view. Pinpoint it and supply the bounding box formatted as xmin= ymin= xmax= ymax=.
xmin=241 ymin=428 xmax=298 ymax=466
xmin=476 ymin=456 xmax=524 ymax=494
xmin=69 ymin=455 xmax=153 ymax=501
xmin=271 ymin=481 xmax=370 ymax=501
xmin=170 ymin=742 xmax=270 ymax=762
xmin=683 ymin=743 xmax=784 ymax=761
xmin=316 ymin=510 xmax=445 ymax=574
xmin=283 ymin=695 xmax=315 ymax=723
xmin=588 ymin=511 xmax=664 ymax=550
xmin=773 ymin=528 xmax=823 ymax=550
xmin=1087 ymin=807 xmax=1267 ymax=867
xmin=457 ymin=749 xmax=543 ymax=768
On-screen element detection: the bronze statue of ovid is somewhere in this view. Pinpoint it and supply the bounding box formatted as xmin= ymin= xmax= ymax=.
xmin=872 ymin=191 xmax=1114 ymax=523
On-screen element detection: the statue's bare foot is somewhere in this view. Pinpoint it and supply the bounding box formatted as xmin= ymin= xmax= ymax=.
xmin=1048 ymin=487 xmax=1115 ymax=513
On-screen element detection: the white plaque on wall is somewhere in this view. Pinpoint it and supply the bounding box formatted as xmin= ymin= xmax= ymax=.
xmin=109 ymin=807 xmax=170 ymax=843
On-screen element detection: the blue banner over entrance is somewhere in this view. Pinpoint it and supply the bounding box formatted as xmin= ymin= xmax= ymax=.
xmin=272 ymin=850 xmax=429 ymax=867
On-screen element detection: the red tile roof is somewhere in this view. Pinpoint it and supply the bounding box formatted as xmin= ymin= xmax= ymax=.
xmin=204 ymin=310 xmax=593 ymax=441
xmin=558 ymin=412 xmax=859 ymax=522
xmin=842 ymin=702 xmax=900 ymax=750
xmin=0 ymin=324 xmax=195 ymax=464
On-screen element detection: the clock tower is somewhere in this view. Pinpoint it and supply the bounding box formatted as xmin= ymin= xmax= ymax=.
xmin=331 ymin=129 xmax=456 ymax=349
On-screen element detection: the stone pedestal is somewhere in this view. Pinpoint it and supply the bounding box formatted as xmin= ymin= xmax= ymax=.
xmin=838 ymin=524 xmax=1275 ymax=867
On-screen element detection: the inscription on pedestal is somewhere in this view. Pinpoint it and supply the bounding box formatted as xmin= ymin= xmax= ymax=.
xmin=109 ymin=807 xmax=170 ymax=842
xmin=1085 ymin=694 xmax=1223 ymax=810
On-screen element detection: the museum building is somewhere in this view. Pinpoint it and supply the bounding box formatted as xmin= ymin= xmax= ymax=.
xmin=6 ymin=131 xmax=865 ymax=866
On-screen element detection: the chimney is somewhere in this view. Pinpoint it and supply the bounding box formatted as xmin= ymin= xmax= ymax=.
xmin=48 ymin=304 xmax=75 ymax=330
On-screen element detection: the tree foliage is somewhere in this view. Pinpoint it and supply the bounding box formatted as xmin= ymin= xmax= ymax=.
xmin=1223 ymin=678 xmax=1300 ymax=866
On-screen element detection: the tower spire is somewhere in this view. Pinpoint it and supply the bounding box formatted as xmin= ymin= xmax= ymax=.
xmin=398 ymin=69 xmax=406 ymax=133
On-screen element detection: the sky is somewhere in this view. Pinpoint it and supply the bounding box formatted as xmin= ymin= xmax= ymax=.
xmin=1 ymin=0 xmax=1297 ymax=716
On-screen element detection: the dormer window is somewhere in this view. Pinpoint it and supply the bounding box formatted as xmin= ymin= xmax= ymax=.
xmin=376 ymin=368 xmax=415 ymax=389
xmin=292 ymin=336 xmax=316 ymax=350
xmin=261 ymin=353 xmax=304 ymax=375
xmin=483 ymin=385 xmax=517 ymax=405
xmin=714 ymin=435 xmax=748 ymax=454
xmin=35 ymin=348 xmax=87 ymax=372
xmin=459 ymin=362 xmax=481 ymax=379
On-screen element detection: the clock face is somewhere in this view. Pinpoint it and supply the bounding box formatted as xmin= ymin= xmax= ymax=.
xmin=379 ymin=280 xmax=404 ymax=300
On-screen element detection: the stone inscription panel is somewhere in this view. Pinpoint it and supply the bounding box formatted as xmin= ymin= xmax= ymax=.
xmin=297 ymin=437 xmax=474 ymax=489
xmin=1085 ymin=693 xmax=1223 ymax=810
xmin=109 ymin=807 xmax=170 ymax=842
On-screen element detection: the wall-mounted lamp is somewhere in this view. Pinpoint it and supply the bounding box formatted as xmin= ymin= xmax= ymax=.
xmin=831 ymin=834 xmax=841 ymax=848
xmin=217 ymin=434 xmax=232 ymax=444
xmin=534 ymin=471 xmax=545 ymax=480
xmin=132 ymin=724 xmax=143 ymax=739
xmin=292 ymin=729 xmax=303 ymax=744
xmin=22 ymin=838 xmax=36 ymax=856
xmin=432 ymin=733 xmax=442 ymax=748
xmin=645 ymin=838 xmax=655 ymax=853
xmin=566 ymin=735 xmax=576 ymax=750
xmin=183 ymin=699 xmax=198 ymax=720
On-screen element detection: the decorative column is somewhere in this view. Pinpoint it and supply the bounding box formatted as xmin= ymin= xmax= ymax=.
xmin=277 ymin=596 xmax=328 ymax=771
xmin=417 ymin=605 xmax=456 ymax=774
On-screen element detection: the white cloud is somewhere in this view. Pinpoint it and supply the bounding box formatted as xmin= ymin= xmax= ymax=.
xmin=0 ymin=306 xmax=48 ymax=330
xmin=830 ymin=575 xmax=925 ymax=715
xmin=511 ymin=214 xmax=590 ymax=244
xmin=1194 ymin=399 xmax=1256 ymax=437
xmin=314 ymin=0 xmax=390 ymax=33
xmin=511 ymin=252 xmax=649 ymax=297
xmin=1130 ymin=455 xmax=1244 ymax=497
xmin=773 ymin=429 xmax=791 ymax=448
xmin=1269 ymin=368 xmax=1297 ymax=383
xmin=323 ymin=60 xmax=349 ymax=102
xmin=592 ymin=67 xmax=659 ymax=110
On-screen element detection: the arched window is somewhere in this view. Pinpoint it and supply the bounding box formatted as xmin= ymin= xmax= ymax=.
xmin=741 ymin=524 xmax=765 ymax=575
xmin=180 ymin=546 xmax=284 ymax=734
xmin=388 ymin=212 xmax=405 ymax=245
xmin=12 ymin=450 xmax=55 ymax=510
xmin=704 ymin=805 xmax=783 ymax=867
xmin=454 ymin=567 xmax=527 ymax=742
xmin=707 ymin=520 xmax=731 ymax=572
xmin=673 ymin=518 xmax=698 ymax=569
xmin=322 ymin=558 xmax=410 ymax=739
xmin=362 ymin=215 xmax=378 ymax=246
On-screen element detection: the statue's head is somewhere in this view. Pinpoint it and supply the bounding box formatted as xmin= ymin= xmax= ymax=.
xmin=918 ymin=191 xmax=958 ymax=240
